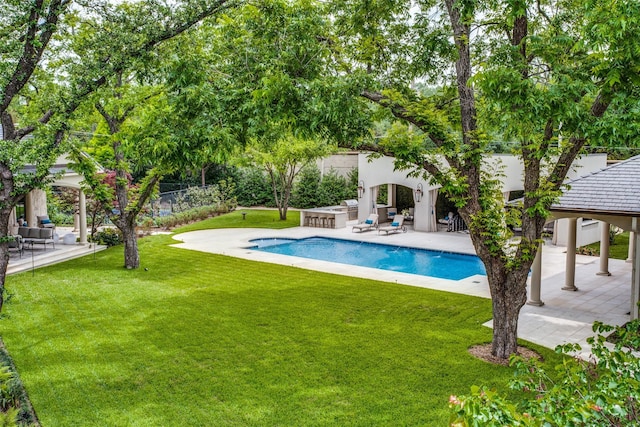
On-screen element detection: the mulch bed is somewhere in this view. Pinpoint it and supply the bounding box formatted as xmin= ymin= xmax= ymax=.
xmin=469 ymin=343 xmax=542 ymax=366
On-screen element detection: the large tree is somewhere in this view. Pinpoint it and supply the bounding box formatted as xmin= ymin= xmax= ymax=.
xmin=77 ymin=73 xmax=168 ymax=269
xmin=333 ymin=0 xmax=640 ymax=358
xmin=0 ymin=0 xmax=239 ymax=310
xmin=161 ymin=0 xmax=373 ymax=182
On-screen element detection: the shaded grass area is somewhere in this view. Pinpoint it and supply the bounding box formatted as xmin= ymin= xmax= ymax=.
xmin=2 ymin=213 xmax=562 ymax=426
xmin=173 ymin=209 xmax=300 ymax=233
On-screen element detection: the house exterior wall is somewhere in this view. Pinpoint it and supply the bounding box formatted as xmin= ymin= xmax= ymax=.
xmin=315 ymin=152 xmax=358 ymax=178
xmin=357 ymin=155 xmax=434 ymax=231
xmin=554 ymin=218 xmax=603 ymax=247
xmin=357 ymin=153 xmax=608 ymax=235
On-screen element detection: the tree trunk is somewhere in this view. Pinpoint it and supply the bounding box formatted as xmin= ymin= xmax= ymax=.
xmin=122 ymin=221 xmax=139 ymax=269
xmin=279 ymin=206 xmax=287 ymax=220
xmin=487 ymin=270 xmax=529 ymax=358
xmin=0 ymin=149 xmax=17 ymax=314
xmin=0 ymin=213 xmax=11 ymax=314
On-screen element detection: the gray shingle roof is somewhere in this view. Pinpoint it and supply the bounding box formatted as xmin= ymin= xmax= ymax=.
xmin=552 ymin=155 xmax=640 ymax=216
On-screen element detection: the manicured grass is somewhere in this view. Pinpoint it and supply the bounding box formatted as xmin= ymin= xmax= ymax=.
xmin=2 ymin=212 xmax=562 ymax=426
xmin=174 ymin=209 xmax=300 ymax=233
xmin=583 ymin=231 xmax=630 ymax=260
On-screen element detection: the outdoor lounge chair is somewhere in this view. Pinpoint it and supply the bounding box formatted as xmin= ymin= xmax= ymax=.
xmin=352 ymin=214 xmax=379 ymax=232
xmin=378 ymin=216 xmax=406 ymax=235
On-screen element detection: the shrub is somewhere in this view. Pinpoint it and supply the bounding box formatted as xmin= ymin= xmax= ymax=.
xmin=317 ymin=168 xmax=352 ymax=207
xmin=449 ymin=319 xmax=640 ymax=426
xmin=234 ymin=168 xmax=273 ymax=207
xmin=172 ymin=180 xmax=238 ymax=213
xmin=90 ymin=228 xmax=123 ymax=247
xmin=577 ymin=246 xmax=599 ymax=256
xmin=291 ymin=166 xmax=358 ymax=208
xmin=0 ymin=342 xmax=37 ymax=426
xmin=153 ymin=206 xmax=219 ymax=229
xmin=291 ymin=165 xmax=321 ymax=208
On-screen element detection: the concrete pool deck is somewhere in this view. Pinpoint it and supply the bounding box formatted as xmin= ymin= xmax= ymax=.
xmin=172 ymin=223 xmax=633 ymax=357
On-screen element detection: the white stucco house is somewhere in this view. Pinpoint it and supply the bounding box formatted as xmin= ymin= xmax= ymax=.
xmin=356 ymin=152 xmax=608 ymax=235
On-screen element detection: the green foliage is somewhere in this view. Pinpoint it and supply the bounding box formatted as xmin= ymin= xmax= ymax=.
xmin=290 ymin=166 xmax=357 ymax=208
xmin=0 ymin=343 xmax=36 ymax=426
xmin=234 ymin=168 xmax=274 ymax=207
xmin=244 ymin=134 xmax=334 ymax=218
xmin=162 ymin=0 xmax=372 ymax=154
xmin=290 ymin=165 xmax=322 ymax=208
xmin=317 ymin=169 xmax=354 ymax=207
xmin=89 ymin=229 xmax=122 ymax=247
xmin=172 ymin=180 xmax=238 ymax=214
xmin=154 ymin=206 xmax=222 ymax=230
xmin=449 ymin=320 xmax=640 ymax=426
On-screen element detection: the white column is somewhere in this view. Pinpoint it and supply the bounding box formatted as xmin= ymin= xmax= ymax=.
xmin=563 ymin=217 xmax=579 ymax=291
xmin=597 ymin=221 xmax=611 ymax=276
xmin=79 ymin=189 xmax=88 ymax=244
xmin=527 ymin=241 xmax=544 ymax=306
xmin=628 ymin=231 xmax=636 ymax=263
xmin=24 ymin=191 xmax=36 ymax=227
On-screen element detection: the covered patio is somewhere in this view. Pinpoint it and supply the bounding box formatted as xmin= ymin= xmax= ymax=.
xmin=529 ymin=155 xmax=640 ymax=321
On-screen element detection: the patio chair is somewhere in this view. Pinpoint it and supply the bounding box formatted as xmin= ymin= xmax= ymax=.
xmin=352 ymin=214 xmax=379 ymax=232
xmin=386 ymin=208 xmax=398 ymax=222
xmin=7 ymin=235 xmax=23 ymax=258
xmin=378 ymin=216 xmax=406 ymax=235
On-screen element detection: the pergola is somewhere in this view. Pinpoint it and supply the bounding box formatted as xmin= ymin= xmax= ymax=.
xmin=528 ymin=155 xmax=640 ymax=319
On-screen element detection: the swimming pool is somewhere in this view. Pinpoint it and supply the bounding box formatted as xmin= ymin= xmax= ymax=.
xmin=249 ymin=237 xmax=486 ymax=280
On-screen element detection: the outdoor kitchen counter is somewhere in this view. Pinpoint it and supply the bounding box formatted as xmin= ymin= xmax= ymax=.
xmin=300 ymin=207 xmax=348 ymax=229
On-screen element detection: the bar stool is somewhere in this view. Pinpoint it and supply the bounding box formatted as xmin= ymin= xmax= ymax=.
xmin=325 ymin=216 xmax=335 ymax=229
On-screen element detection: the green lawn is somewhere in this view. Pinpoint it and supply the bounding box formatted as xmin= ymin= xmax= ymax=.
xmin=2 ymin=212 xmax=562 ymax=426
xmin=583 ymin=231 xmax=630 ymax=260
xmin=174 ymin=209 xmax=301 ymax=233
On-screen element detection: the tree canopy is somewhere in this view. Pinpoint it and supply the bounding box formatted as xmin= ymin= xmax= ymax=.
xmin=331 ymin=0 xmax=640 ymax=358
xmin=0 ymin=0 xmax=241 ymax=306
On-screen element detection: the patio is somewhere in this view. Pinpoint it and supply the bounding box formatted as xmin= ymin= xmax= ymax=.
xmin=7 ymin=226 xmax=106 ymax=275
xmin=172 ymin=222 xmax=632 ymax=357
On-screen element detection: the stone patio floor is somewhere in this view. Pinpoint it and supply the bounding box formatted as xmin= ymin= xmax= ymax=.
xmin=7 ymin=226 xmax=106 ymax=276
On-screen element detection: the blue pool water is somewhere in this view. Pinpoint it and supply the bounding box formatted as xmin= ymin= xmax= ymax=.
xmin=249 ymin=237 xmax=486 ymax=280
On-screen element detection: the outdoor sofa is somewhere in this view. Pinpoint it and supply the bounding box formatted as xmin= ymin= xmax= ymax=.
xmin=17 ymin=226 xmax=55 ymax=250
